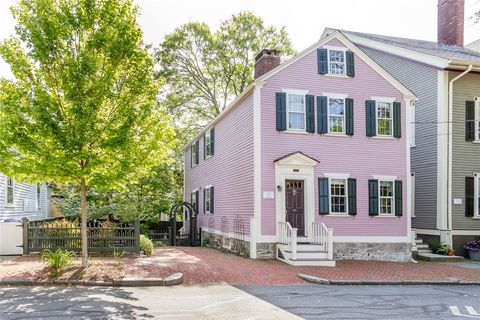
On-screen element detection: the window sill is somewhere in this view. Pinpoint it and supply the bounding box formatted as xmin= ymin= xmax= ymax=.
xmin=283 ymin=130 xmax=312 ymax=135
xmin=370 ymin=136 xmax=396 ymax=140
xmin=471 ymin=140 xmax=480 ymax=144
xmin=471 ymin=216 xmax=480 ymax=219
xmin=410 ymin=144 xmax=416 ymax=148
xmin=205 ymin=155 xmax=213 ymax=160
xmin=371 ymin=215 xmax=399 ymax=218
xmin=323 ymin=74 xmax=350 ymax=79
xmin=5 ymin=204 xmax=14 ymax=208
xmin=323 ymin=133 xmax=350 ymax=138
xmin=191 ymin=164 xmax=198 ymax=168
xmin=323 ymin=213 xmax=352 ymax=217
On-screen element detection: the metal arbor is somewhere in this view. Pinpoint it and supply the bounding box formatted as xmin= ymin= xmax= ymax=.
xmin=169 ymin=201 xmax=200 ymax=246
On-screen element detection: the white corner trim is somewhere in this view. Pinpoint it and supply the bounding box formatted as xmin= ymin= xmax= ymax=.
xmin=322 ymin=45 xmax=348 ymax=51
xmin=372 ymin=175 xmax=397 ymax=181
xmin=371 ymin=96 xmax=396 ymax=103
xmin=323 ymin=173 xmax=351 ymax=179
xmin=281 ymin=88 xmax=309 ymax=95
xmin=322 ymin=93 xmax=349 ymax=99
xmin=436 ymin=70 xmax=449 ymax=230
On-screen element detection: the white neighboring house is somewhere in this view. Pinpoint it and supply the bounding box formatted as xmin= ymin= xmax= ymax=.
xmin=0 ymin=173 xmax=50 ymax=222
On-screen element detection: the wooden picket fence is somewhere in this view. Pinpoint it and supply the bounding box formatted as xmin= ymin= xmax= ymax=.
xmin=22 ymin=217 xmax=140 ymax=254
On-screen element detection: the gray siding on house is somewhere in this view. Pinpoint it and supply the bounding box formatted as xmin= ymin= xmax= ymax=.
xmin=0 ymin=173 xmax=49 ymax=221
xmin=450 ymin=72 xmax=480 ymax=230
xmin=359 ymin=46 xmax=439 ymax=229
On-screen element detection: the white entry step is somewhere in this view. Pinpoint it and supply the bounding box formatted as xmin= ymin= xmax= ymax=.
xmin=277 ymin=243 xmax=335 ymax=267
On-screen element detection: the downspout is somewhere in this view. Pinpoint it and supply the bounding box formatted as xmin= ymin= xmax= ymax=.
xmin=447 ymin=64 xmax=472 ymax=237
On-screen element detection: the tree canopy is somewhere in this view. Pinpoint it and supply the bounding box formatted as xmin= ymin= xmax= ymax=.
xmin=156 ymin=11 xmax=295 ymax=140
xmin=0 ymin=0 xmax=175 ymax=266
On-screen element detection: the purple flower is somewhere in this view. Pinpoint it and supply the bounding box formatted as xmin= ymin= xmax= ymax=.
xmin=464 ymin=240 xmax=480 ymax=252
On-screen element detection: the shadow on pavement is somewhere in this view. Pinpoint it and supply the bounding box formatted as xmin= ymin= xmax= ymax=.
xmin=0 ymin=285 xmax=153 ymax=320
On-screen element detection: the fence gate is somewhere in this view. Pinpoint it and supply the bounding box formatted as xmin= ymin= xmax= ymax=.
xmin=169 ymin=202 xmax=201 ymax=246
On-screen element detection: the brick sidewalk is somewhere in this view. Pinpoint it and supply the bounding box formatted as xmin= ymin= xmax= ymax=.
xmin=124 ymin=247 xmax=480 ymax=285
xmin=2 ymin=247 xmax=479 ymax=285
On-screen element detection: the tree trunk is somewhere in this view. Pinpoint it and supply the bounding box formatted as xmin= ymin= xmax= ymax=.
xmin=80 ymin=178 xmax=88 ymax=268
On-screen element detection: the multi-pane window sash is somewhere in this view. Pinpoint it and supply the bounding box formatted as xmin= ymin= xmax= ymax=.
xmin=476 ymin=102 xmax=480 ymax=141
xmin=377 ymin=101 xmax=393 ymax=136
xmin=379 ymin=181 xmax=394 ymax=215
xmin=329 ymin=50 xmax=345 ymax=75
xmin=287 ymin=94 xmax=305 ymax=131
xmin=6 ymin=177 xmax=13 ymax=205
xmin=37 ymin=183 xmax=41 ymax=209
xmin=205 ymin=187 xmax=212 ymax=214
xmin=330 ymin=179 xmax=347 ymax=214
xmin=328 ymin=98 xmax=345 ymax=134
xmin=205 ymin=129 xmax=213 ymax=158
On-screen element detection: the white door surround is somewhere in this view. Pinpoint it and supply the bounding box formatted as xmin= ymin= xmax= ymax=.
xmin=275 ymin=152 xmax=318 ymax=242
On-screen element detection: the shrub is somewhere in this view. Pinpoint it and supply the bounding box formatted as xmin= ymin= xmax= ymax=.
xmin=41 ymin=248 xmax=75 ymax=277
xmin=430 ymin=241 xmax=442 ymax=251
xmin=436 ymin=245 xmax=451 ymax=255
xmin=202 ymin=237 xmax=209 ymax=246
xmin=464 ymin=240 xmax=480 ymax=252
xmin=140 ymin=235 xmax=153 ymax=256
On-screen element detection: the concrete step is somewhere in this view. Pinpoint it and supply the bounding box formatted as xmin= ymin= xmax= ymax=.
xmin=415 ymin=239 xmax=423 ymax=244
xmin=417 ymin=249 xmax=434 ymax=253
xmin=285 ymin=250 xmax=328 ymax=259
xmin=296 ymin=244 xmax=327 ymax=251
xmin=286 ymin=258 xmax=336 ymax=267
xmin=417 ymin=252 xmax=465 ymax=262
xmin=416 ymin=244 xmax=430 ymax=249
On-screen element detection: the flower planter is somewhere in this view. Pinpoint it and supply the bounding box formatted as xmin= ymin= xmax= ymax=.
xmin=468 ymin=250 xmax=480 ymax=261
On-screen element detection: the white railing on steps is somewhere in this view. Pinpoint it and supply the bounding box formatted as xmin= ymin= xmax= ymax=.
xmin=312 ymin=222 xmax=333 ymax=260
xmin=278 ymin=222 xmax=297 ymax=260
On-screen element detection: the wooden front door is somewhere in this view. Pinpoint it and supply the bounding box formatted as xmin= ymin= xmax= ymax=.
xmin=285 ymin=180 xmax=305 ymax=236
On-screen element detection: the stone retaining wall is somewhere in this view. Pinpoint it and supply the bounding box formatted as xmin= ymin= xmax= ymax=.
xmin=333 ymin=242 xmax=412 ymax=262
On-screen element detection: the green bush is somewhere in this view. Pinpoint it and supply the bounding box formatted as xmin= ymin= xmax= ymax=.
xmin=41 ymin=248 xmax=75 ymax=277
xmin=202 ymin=237 xmax=209 ymax=246
xmin=140 ymin=235 xmax=153 ymax=256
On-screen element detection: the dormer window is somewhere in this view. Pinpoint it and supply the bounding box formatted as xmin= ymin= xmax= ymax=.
xmin=328 ymin=50 xmax=346 ymax=75
xmin=317 ymin=47 xmax=355 ymax=77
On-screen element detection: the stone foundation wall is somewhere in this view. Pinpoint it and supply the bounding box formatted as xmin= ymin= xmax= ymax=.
xmin=256 ymin=242 xmax=276 ymax=259
xmin=202 ymin=231 xmax=250 ymax=257
xmin=333 ymin=242 xmax=412 ymax=262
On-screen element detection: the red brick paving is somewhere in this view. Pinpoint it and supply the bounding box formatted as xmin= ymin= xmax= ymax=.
xmin=123 ymin=247 xmax=480 ymax=285
xmin=2 ymin=247 xmax=480 ymax=285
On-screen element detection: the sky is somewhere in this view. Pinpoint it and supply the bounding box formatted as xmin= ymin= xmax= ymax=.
xmin=0 ymin=0 xmax=479 ymax=79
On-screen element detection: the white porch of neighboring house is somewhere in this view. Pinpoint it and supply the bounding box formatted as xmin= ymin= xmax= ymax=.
xmin=273 ymin=152 xmax=335 ymax=266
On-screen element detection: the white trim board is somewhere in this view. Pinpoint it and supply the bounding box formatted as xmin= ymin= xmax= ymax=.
xmin=333 ymin=236 xmax=410 ymax=243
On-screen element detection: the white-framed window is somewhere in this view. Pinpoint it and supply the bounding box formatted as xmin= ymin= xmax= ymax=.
xmin=328 ymin=97 xmax=345 ymax=134
xmin=376 ymin=101 xmax=393 ymax=136
xmin=328 ymin=49 xmax=346 ymax=75
xmin=191 ymin=141 xmax=198 ymax=167
xmin=330 ymin=178 xmax=348 ymax=214
xmin=286 ymin=93 xmax=306 ymax=131
xmin=6 ymin=177 xmax=14 ymax=206
xmin=205 ymin=128 xmax=214 ymax=158
xmin=475 ymin=174 xmax=480 ymax=217
xmin=37 ymin=183 xmax=41 ymax=210
xmin=204 ymin=186 xmax=213 ymax=214
xmin=379 ymin=180 xmax=394 ymax=215
xmin=475 ymin=99 xmax=480 ymax=141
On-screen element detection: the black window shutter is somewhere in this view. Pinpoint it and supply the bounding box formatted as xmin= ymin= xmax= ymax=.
xmin=365 ymin=100 xmax=376 ymax=137
xmin=319 ymin=177 xmax=329 ymax=215
xmin=393 ymin=102 xmax=401 ymax=138
xmin=346 ymin=51 xmax=355 ymax=77
xmin=203 ymin=188 xmax=206 ymax=214
xmin=195 ymin=190 xmax=199 ymax=215
xmin=345 ymin=98 xmax=354 ymax=136
xmin=306 ymin=95 xmax=315 ymax=133
xmin=317 ymin=96 xmax=328 ymax=134
xmin=203 ymin=134 xmax=206 ymax=160
xmin=368 ymin=179 xmax=379 ymax=216
xmin=276 ymin=92 xmax=287 ymax=131
xmin=466 ymin=101 xmax=475 ymax=141
xmin=210 ymin=186 xmax=214 ymax=214
xmin=347 ymin=178 xmax=357 ymax=215
xmin=195 ymin=140 xmax=199 ymax=164
xmin=395 ymin=180 xmax=403 ymax=216
xmin=210 ymin=127 xmax=215 ymax=156
xmin=466 ymin=176 xmax=475 ymax=217
xmin=317 ymin=48 xmax=328 ymax=74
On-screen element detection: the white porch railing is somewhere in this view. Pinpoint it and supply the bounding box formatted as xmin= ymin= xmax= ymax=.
xmin=278 ymin=222 xmax=297 ymax=260
xmin=312 ymin=222 xmax=333 ymax=260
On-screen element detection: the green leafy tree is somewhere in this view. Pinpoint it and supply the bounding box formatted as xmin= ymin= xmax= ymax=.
xmin=156 ymin=11 xmax=295 ymax=142
xmin=0 ymin=0 xmax=175 ymax=267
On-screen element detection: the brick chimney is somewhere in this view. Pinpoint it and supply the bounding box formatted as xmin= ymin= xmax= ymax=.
xmin=437 ymin=0 xmax=464 ymax=47
xmin=254 ymin=49 xmax=280 ymax=79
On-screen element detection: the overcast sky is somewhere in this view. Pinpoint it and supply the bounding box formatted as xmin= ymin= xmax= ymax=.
xmin=1 ymin=0 xmax=479 ymax=79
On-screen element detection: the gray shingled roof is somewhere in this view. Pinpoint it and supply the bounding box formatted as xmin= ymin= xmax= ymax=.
xmin=329 ymin=29 xmax=480 ymax=62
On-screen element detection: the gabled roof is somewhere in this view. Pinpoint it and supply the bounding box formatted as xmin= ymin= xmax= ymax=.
xmin=183 ymin=31 xmax=416 ymax=151
xmin=273 ymin=151 xmax=319 ymax=165
xmin=322 ymin=28 xmax=480 ymax=71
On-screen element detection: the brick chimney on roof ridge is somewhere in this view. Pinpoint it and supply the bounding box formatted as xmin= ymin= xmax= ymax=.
xmin=254 ymin=49 xmax=281 ymax=79
xmin=437 ymin=0 xmax=464 ymax=47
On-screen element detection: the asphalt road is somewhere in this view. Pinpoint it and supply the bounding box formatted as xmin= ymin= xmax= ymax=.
xmin=1 ymin=284 xmax=480 ymax=319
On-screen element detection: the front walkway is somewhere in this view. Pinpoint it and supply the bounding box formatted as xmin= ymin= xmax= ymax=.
xmin=2 ymin=247 xmax=480 ymax=285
